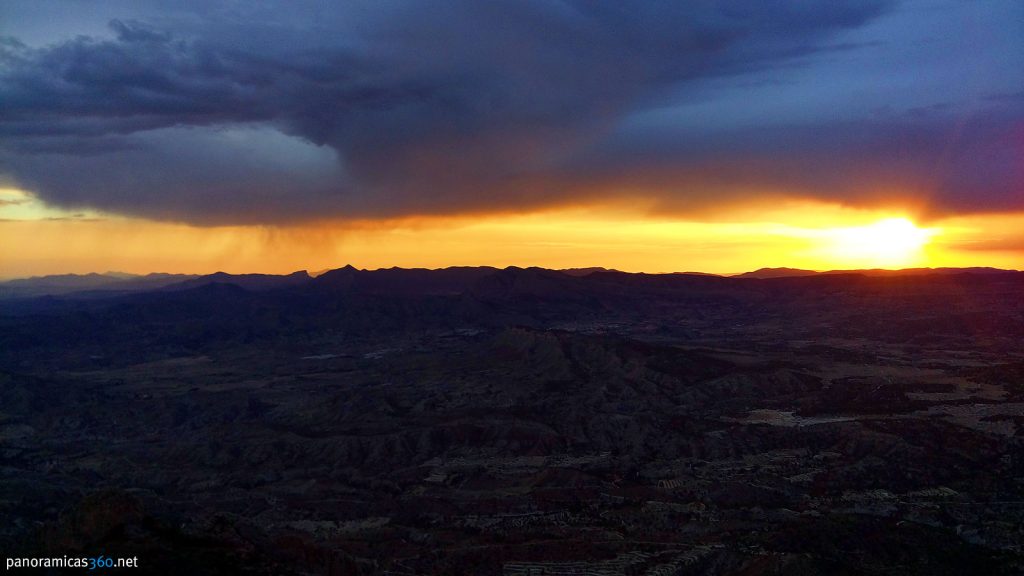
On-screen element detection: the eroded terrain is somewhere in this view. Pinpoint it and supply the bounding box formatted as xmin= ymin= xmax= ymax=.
xmin=2 ymin=268 xmax=1023 ymax=574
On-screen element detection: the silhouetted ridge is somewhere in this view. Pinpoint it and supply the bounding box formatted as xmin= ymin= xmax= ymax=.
xmin=559 ymin=266 xmax=618 ymax=277
xmin=736 ymin=267 xmax=818 ymax=279
xmin=468 ymin=267 xmax=590 ymax=301
xmin=313 ymin=265 xmax=498 ymax=295
xmin=164 ymin=270 xmax=311 ymax=292
xmin=0 ymin=272 xmax=199 ymax=298
xmin=312 ymin=264 xmax=360 ymax=290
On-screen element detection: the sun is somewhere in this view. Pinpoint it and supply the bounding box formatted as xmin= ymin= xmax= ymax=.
xmin=823 ymin=217 xmax=937 ymax=268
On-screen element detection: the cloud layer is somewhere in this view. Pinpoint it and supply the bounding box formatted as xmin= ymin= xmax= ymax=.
xmin=0 ymin=0 xmax=1020 ymax=224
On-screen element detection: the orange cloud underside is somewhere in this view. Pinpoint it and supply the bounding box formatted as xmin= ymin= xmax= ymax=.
xmin=1 ymin=198 xmax=1022 ymax=278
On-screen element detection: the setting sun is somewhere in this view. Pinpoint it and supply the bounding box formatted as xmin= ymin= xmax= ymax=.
xmin=818 ymin=217 xmax=937 ymax=268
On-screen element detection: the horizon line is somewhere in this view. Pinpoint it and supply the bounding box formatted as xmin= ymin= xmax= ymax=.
xmin=2 ymin=264 xmax=1021 ymax=284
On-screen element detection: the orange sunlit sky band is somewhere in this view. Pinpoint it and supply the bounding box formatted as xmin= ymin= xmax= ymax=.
xmin=0 ymin=188 xmax=1021 ymax=279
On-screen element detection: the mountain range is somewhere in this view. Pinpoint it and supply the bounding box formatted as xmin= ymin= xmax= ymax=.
xmin=1 ymin=265 xmax=1018 ymax=300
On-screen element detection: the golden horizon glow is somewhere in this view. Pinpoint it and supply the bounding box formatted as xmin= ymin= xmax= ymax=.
xmin=0 ymin=189 xmax=1021 ymax=280
xmin=801 ymin=217 xmax=938 ymax=269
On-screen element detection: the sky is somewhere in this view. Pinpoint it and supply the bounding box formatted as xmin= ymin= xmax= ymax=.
xmin=1 ymin=0 xmax=1022 ymax=278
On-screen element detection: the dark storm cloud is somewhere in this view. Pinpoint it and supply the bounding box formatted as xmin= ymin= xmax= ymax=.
xmin=565 ymin=103 xmax=1022 ymax=216
xmin=0 ymin=0 xmax=1020 ymax=224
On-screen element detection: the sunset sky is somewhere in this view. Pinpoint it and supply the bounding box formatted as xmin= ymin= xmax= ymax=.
xmin=1 ymin=0 xmax=1021 ymax=278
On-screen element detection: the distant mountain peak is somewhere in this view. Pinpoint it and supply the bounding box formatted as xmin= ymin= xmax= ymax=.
xmin=560 ymin=267 xmax=617 ymax=277
xmin=162 ymin=270 xmax=312 ymax=292
xmin=734 ymin=267 xmax=819 ymax=279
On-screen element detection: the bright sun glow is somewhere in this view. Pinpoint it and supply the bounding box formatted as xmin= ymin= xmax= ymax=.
xmin=822 ymin=217 xmax=937 ymax=268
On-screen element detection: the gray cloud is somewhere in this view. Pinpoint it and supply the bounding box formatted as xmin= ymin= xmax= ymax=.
xmin=0 ymin=0 xmax=1020 ymax=224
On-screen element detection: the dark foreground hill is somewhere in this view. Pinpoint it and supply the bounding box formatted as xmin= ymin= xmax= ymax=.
xmin=1 ymin=266 xmax=1023 ymax=574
